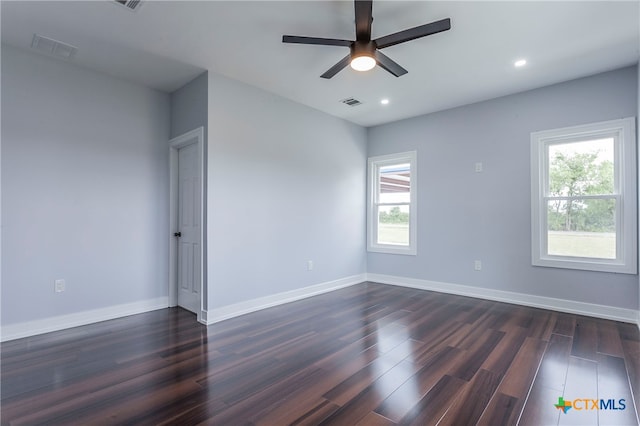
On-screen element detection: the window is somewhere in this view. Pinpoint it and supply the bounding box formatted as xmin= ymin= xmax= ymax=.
xmin=531 ymin=118 xmax=636 ymax=273
xmin=368 ymin=151 xmax=417 ymax=255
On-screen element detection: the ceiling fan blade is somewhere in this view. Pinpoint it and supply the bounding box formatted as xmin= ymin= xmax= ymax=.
xmin=320 ymin=55 xmax=351 ymax=79
xmin=354 ymin=0 xmax=373 ymax=41
xmin=374 ymin=51 xmax=408 ymax=77
xmin=374 ymin=18 xmax=451 ymax=49
xmin=282 ymin=35 xmax=352 ymax=47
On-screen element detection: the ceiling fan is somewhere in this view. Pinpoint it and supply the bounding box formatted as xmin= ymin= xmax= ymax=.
xmin=282 ymin=0 xmax=451 ymax=79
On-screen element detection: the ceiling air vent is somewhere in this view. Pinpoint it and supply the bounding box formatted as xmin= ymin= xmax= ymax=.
xmin=31 ymin=34 xmax=77 ymax=60
xmin=341 ymin=97 xmax=363 ymax=107
xmin=113 ymin=0 xmax=143 ymax=12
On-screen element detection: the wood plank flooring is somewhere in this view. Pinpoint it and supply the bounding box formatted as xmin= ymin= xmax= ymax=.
xmin=2 ymin=282 xmax=639 ymax=425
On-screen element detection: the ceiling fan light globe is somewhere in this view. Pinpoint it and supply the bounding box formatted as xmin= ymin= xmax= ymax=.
xmin=350 ymin=55 xmax=376 ymax=72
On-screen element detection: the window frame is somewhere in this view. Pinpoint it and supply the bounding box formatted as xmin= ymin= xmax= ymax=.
xmin=530 ymin=117 xmax=637 ymax=274
xmin=367 ymin=151 xmax=417 ymax=255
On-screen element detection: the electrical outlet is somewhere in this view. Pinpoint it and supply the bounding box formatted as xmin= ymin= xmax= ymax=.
xmin=475 ymin=162 xmax=483 ymax=173
xmin=307 ymin=260 xmax=313 ymax=271
xmin=54 ymin=279 xmax=65 ymax=293
xmin=474 ymin=260 xmax=482 ymax=271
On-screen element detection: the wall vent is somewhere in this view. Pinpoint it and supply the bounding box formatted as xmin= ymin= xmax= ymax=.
xmin=31 ymin=34 xmax=78 ymax=60
xmin=113 ymin=0 xmax=143 ymax=12
xmin=341 ymin=97 xmax=363 ymax=107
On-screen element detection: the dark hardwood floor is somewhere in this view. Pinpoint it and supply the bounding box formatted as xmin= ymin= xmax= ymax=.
xmin=2 ymin=282 xmax=639 ymax=425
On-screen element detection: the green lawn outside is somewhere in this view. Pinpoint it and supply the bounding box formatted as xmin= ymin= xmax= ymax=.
xmin=378 ymin=223 xmax=409 ymax=245
xmin=547 ymin=231 xmax=615 ymax=259
xmin=379 ymin=225 xmax=615 ymax=260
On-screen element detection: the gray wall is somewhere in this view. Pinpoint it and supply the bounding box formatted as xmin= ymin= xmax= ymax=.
xmin=2 ymin=40 xmax=635 ymax=328
xmin=171 ymin=72 xmax=208 ymax=139
xmin=207 ymin=72 xmax=368 ymax=309
xmin=1 ymin=45 xmax=171 ymax=325
xmin=368 ymin=66 xmax=639 ymax=311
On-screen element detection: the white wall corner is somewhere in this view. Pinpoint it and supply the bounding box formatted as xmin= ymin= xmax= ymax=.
xmin=0 ymin=297 xmax=169 ymax=342
xmin=198 ymin=309 xmax=209 ymax=325
xmin=366 ymin=273 xmax=639 ymax=324
xmin=202 ymin=274 xmax=366 ymax=325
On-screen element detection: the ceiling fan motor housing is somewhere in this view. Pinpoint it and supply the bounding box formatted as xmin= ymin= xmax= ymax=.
xmin=350 ymin=41 xmax=376 ymax=60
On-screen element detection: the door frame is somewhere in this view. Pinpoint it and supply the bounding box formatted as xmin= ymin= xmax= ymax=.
xmin=169 ymin=127 xmax=205 ymax=321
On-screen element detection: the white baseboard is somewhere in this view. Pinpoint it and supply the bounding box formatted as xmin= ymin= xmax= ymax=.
xmin=367 ymin=273 xmax=639 ymax=324
xmin=2 ymin=274 xmax=636 ymax=340
xmin=202 ymin=274 xmax=366 ymax=325
xmin=0 ymin=297 xmax=169 ymax=342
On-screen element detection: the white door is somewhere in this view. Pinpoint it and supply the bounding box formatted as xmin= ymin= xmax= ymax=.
xmin=176 ymin=143 xmax=201 ymax=314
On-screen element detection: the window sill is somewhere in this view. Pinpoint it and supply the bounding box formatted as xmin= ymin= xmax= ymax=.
xmin=368 ymin=245 xmax=417 ymax=256
xmin=533 ymin=256 xmax=637 ymax=274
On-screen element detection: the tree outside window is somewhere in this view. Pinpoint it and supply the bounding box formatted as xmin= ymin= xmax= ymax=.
xmin=546 ymin=139 xmax=615 ymax=259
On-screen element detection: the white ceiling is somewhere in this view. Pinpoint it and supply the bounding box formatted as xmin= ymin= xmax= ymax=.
xmin=2 ymin=1 xmax=638 ymax=127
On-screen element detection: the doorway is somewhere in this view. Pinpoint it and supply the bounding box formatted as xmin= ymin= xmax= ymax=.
xmin=169 ymin=127 xmax=204 ymax=319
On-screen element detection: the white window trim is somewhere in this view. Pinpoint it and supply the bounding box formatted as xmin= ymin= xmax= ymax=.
xmin=367 ymin=151 xmax=417 ymax=255
xmin=531 ymin=117 xmax=637 ymax=274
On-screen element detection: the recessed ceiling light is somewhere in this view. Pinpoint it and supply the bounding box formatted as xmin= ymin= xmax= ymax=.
xmin=380 ymin=99 xmax=390 ymax=105
xmin=514 ymin=59 xmax=527 ymax=68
